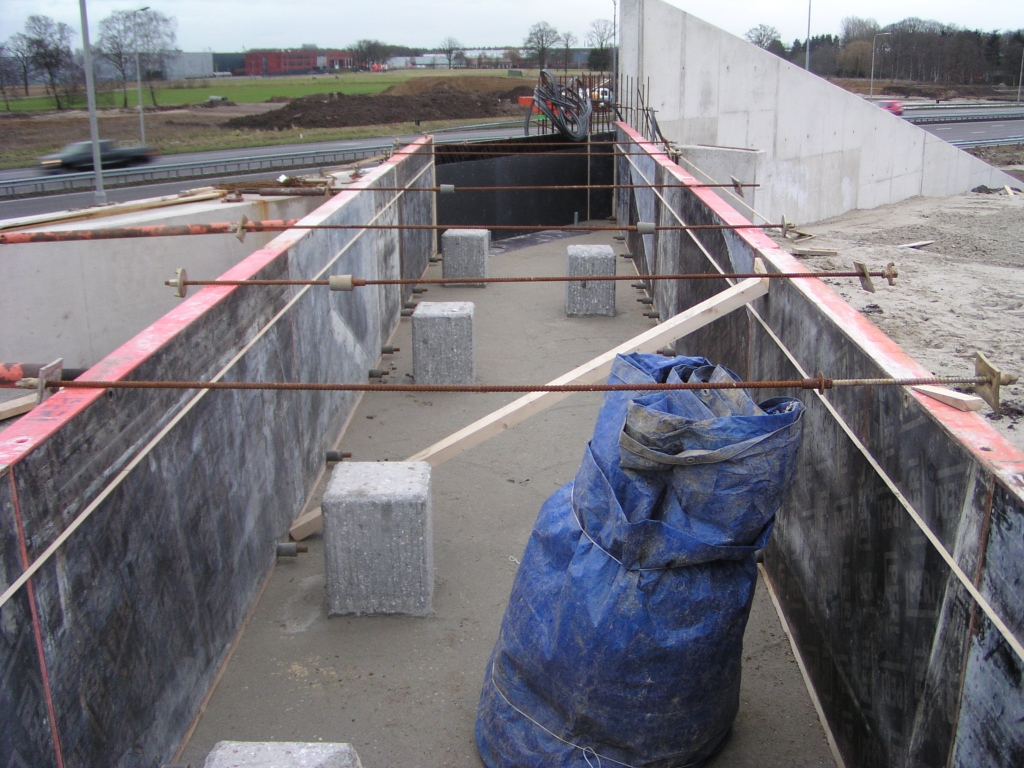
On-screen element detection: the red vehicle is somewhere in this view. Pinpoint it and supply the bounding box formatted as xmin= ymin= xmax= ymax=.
xmin=873 ymin=99 xmax=904 ymax=116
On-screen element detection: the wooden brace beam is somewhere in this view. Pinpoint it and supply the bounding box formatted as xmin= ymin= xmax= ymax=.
xmin=290 ymin=276 xmax=768 ymax=540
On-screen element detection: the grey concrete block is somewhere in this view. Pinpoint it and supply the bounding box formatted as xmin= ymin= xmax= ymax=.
xmin=203 ymin=741 xmax=362 ymax=768
xmin=322 ymin=462 xmax=432 ymax=617
xmin=566 ymin=244 xmax=616 ymax=317
xmin=412 ymin=301 xmax=475 ymax=384
xmin=441 ymin=228 xmax=489 ymax=286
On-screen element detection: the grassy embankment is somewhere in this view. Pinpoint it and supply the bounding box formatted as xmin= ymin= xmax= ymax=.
xmin=0 ymin=71 xmax=523 ymax=169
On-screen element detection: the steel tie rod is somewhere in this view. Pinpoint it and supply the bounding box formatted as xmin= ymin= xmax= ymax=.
xmin=165 ymin=266 xmax=899 ymax=295
xmin=0 ymin=217 xmax=809 ymax=244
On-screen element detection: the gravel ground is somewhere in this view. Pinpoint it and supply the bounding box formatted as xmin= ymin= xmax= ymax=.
xmin=774 ymin=189 xmax=1024 ymax=449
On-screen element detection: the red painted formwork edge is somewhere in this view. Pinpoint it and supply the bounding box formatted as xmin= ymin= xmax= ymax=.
xmin=0 ymin=138 xmax=433 ymax=471
xmin=617 ymin=122 xmax=1024 ymax=492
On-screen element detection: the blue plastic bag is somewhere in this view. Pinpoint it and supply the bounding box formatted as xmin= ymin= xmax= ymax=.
xmin=477 ymin=353 xmax=805 ymax=768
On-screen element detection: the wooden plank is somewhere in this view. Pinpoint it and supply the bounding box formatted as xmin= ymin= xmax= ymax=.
xmin=290 ymin=277 xmax=768 ymax=540
xmin=1005 ymin=185 xmax=1016 ymax=197
xmin=0 ymin=394 xmax=37 ymax=422
xmin=912 ymin=385 xmax=984 ymax=412
xmin=0 ymin=189 xmax=225 ymax=233
xmin=408 ymin=277 xmax=768 ymax=467
xmin=289 ymin=506 xmax=323 ymax=540
xmin=897 ymin=240 xmax=934 ymax=249
xmin=792 ymin=247 xmax=838 ymax=256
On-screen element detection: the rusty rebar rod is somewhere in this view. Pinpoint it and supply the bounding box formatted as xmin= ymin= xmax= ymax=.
xmin=0 ymin=220 xmax=788 ymax=245
xmin=6 ymin=375 xmax=997 ymax=395
xmin=172 ymin=268 xmax=898 ymax=290
xmin=236 ymin=182 xmax=758 ymax=194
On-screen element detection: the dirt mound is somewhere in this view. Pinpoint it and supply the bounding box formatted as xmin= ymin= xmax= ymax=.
xmin=222 ymin=83 xmax=531 ymax=131
xmin=384 ymin=75 xmax=526 ymax=96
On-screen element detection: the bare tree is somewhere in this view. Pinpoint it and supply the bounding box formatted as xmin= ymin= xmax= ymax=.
xmin=504 ymin=47 xmax=523 ymax=69
xmin=523 ymin=22 xmax=560 ymax=69
xmin=133 ymin=8 xmax=177 ymax=106
xmin=6 ymin=33 xmax=34 ymax=96
xmin=439 ymin=36 xmax=462 ymax=69
xmin=744 ymin=24 xmax=782 ymax=50
xmin=587 ymin=19 xmax=615 ymax=50
xmin=350 ymin=39 xmax=390 ymax=69
xmin=24 ymin=15 xmax=76 ymax=109
xmin=840 ymin=17 xmax=881 ymax=46
xmin=0 ymin=42 xmax=13 ymax=110
xmin=559 ymin=31 xmax=577 ymax=74
xmin=98 ymin=10 xmax=136 ymax=107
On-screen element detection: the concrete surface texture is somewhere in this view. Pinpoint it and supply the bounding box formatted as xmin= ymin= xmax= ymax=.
xmin=177 ymin=230 xmax=836 ymax=768
xmin=0 ymin=194 xmax=321 ymax=368
xmin=322 ymin=462 xmax=433 ymax=617
xmin=411 ymin=301 xmax=476 ymax=384
xmin=441 ymin=228 xmax=489 ymax=285
xmin=619 ymin=0 xmax=1020 ymax=225
xmin=204 ymin=741 xmax=363 ymax=768
xmin=566 ymin=243 xmax=617 ymax=316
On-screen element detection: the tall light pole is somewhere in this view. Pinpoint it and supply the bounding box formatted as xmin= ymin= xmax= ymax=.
xmin=805 ymin=0 xmax=812 ymax=71
xmin=132 ymin=6 xmax=150 ymax=145
xmin=870 ymin=31 xmax=891 ymax=98
xmin=78 ymin=0 xmax=106 ymax=204
xmin=1017 ymin=45 xmax=1023 ymax=104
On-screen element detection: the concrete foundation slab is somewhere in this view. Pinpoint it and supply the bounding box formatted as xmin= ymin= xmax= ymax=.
xmin=412 ymin=301 xmax=476 ymax=384
xmin=321 ymin=462 xmax=432 ymax=617
xmin=566 ymin=244 xmax=616 ymax=317
xmin=441 ymin=228 xmax=489 ymax=286
xmin=203 ymin=741 xmax=362 ymax=768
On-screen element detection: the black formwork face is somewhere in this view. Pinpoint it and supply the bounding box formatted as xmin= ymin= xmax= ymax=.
xmin=435 ymin=132 xmax=615 ymax=243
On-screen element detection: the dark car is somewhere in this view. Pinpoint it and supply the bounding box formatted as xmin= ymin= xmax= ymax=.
xmin=873 ymin=99 xmax=904 ymax=116
xmin=39 ymin=140 xmax=158 ymax=172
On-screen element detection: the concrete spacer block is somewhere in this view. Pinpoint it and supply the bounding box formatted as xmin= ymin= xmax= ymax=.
xmin=441 ymin=228 xmax=489 ymax=286
xmin=322 ymin=462 xmax=433 ymax=617
xmin=412 ymin=301 xmax=475 ymax=385
xmin=203 ymin=741 xmax=363 ymax=768
xmin=566 ymin=244 xmax=616 ymax=317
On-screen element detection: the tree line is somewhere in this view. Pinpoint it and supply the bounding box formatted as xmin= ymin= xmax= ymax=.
xmin=745 ymin=17 xmax=1024 ymax=86
xmin=0 ymin=9 xmax=176 ymax=111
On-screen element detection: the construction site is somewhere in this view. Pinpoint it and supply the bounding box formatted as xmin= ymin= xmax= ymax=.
xmin=2 ymin=1 xmax=1024 ymax=767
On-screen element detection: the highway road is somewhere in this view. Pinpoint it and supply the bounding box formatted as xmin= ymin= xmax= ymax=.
xmin=921 ymin=119 xmax=1024 ymax=145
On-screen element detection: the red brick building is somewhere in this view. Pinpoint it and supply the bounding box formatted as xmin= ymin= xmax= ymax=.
xmin=245 ymin=49 xmax=352 ymax=76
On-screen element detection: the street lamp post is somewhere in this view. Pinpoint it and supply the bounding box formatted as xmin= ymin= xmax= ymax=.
xmin=805 ymin=0 xmax=812 ymax=71
xmin=133 ymin=6 xmax=150 ymax=145
xmin=77 ymin=0 xmax=106 ymax=204
xmin=870 ymin=32 xmax=891 ymax=98
xmin=1017 ymin=45 xmax=1023 ymax=104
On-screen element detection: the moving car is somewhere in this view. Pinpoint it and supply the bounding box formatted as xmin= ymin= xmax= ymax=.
xmin=873 ymin=99 xmax=904 ymax=116
xmin=39 ymin=140 xmax=158 ymax=172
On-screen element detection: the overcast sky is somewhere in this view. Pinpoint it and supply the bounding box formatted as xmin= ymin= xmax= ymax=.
xmin=2 ymin=0 xmax=1021 ymax=53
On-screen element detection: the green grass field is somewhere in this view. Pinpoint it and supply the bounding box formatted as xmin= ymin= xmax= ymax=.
xmin=2 ymin=70 xmax=511 ymax=113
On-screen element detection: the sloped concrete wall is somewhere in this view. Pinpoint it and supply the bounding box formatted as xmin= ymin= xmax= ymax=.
xmin=0 ymin=140 xmax=435 ymax=768
xmin=0 ymin=195 xmax=322 ymax=369
xmin=616 ymin=122 xmax=1024 ymax=768
xmin=620 ymin=0 xmax=1019 ymax=224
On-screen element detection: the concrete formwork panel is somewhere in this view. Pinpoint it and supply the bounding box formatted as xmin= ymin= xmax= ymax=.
xmin=616 ymin=122 xmax=1024 ymax=768
xmin=0 ymin=140 xmax=436 ymax=768
xmin=621 ymin=0 xmax=1020 ymax=224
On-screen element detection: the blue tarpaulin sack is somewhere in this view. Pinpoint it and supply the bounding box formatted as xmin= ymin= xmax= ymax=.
xmin=476 ymin=352 xmax=805 ymax=768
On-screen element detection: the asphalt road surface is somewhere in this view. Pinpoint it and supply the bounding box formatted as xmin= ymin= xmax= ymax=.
xmin=922 ymin=120 xmax=1024 ymax=145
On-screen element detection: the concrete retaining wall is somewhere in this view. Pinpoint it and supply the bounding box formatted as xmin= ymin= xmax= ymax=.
xmin=0 ymin=195 xmax=322 ymax=369
xmin=617 ymin=122 xmax=1024 ymax=768
xmin=0 ymin=139 xmax=435 ymax=768
xmin=620 ymin=0 xmax=1020 ymax=224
